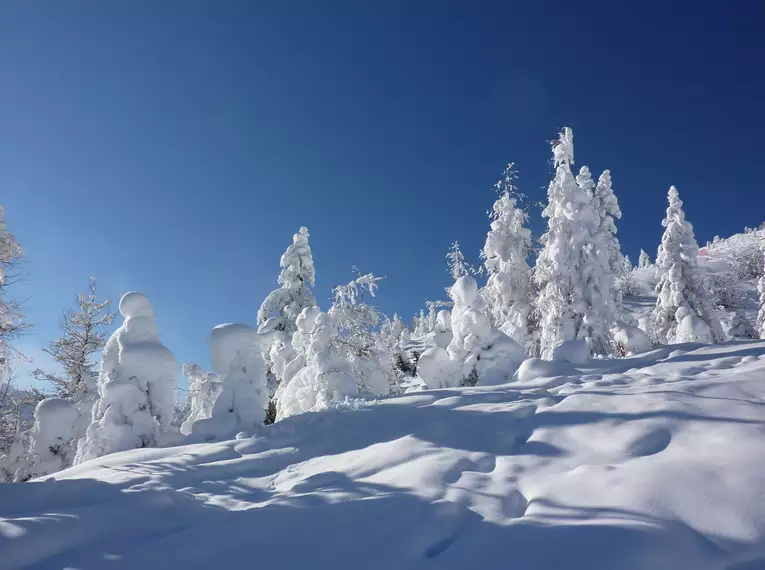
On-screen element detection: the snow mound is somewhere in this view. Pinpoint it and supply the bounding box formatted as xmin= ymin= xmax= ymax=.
xmin=550 ymin=339 xmax=589 ymax=364
xmin=6 ymin=342 xmax=765 ymax=569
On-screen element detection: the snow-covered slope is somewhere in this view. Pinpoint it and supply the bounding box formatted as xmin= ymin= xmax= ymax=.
xmin=4 ymin=340 xmax=765 ymax=569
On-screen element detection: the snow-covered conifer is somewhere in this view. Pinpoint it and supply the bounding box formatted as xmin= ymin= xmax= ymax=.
xmin=190 ymin=324 xmax=268 ymax=439
xmin=32 ymin=277 xmax=114 ymax=459
xmin=757 ymin=241 xmax=765 ymax=338
xmin=534 ymin=129 xmax=612 ymax=357
xmin=76 ymin=292 xmax=178 ymax=462
xmin=446 ymin=241 xmax=475 ymax=281
xmin=480 ymin=162 xmax=532 ymax=350
xmin=730 ymin=311 xmax=757 ymax=340
xmin=651 ymin=186 xmax=724 ymax=345
xmin=639 ymin=249 xmax=652 ymax=268
xmin=24 ymin=398 xmax=79 ymax=479
xmin=258 ymin=227 xmax=316 ymax=334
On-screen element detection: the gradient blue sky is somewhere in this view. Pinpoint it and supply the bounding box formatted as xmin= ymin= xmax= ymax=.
xmin=1 ymin=1 xmax=763 ymax=386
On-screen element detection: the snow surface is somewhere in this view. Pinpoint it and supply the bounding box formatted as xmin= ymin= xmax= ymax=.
xmin=5 ymin=341 xmax=765 ymax=569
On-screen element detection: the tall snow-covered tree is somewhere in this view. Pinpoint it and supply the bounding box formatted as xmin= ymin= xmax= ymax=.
xmin=258 ymin=227 xmax=316 ymax=334
xmin=534 ymin=128 xmax=612 ymax=357
xmin=639 ymin=249 xmax=652 ymax=268
xmin=480 ymin=162 xmax=532 ymax=349
xmin=651 ymin=186 xmax=723 ymax=345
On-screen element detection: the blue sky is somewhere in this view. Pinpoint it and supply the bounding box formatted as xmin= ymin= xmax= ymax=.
xmin=1 ymin=1 xmax=763 ymax=387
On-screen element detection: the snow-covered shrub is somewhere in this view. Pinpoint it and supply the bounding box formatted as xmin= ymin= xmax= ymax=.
xmin=0 ymin=426 xmax=30 ymax=482
xmin=180 ymin=363 xmax=221 ymax=436
xmin=757 ymin=241 xmax=765 ymax=338
xmin=447 ymin=275 xmax=524 ymax=386
xmin=705 ymin=274 xmax=745 ymax=309
xmin=416 ymin=347 xmax=459 ymax=389
xmin=24 ymin=398 xmax=79 ymax=479
xmin=612 ymin=323 xmax=652 ymax=356
xmin=76 ymin=292 xmax=178 ymax=463
xmin=651 ymin=187 xmax=724 ymax=345
xmin=731 ymin=239 xmax=764 ymax=280
xmin=190 ymin=324 xmax=268 ymax=440
xmin=550 ymin=340 xmax=589 ymax=364
xmin=513 ymin=358 xmax=573 ymax=384
xmin=481 ymin=163 xmax=533 ymax=349
xmin=729 ymin=311 xmax=758 ymax=340
xmin=276 ymin=312 xmax=357 ymax=420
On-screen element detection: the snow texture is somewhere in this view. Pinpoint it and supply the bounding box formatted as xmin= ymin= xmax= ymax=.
xmin=76 ymin=292 xmax=178 ymax=463
xmin=10 ymin=342 xmax=765 ymax=569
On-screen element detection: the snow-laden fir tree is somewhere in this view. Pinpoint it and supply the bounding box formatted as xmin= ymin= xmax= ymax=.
xmin=480 ymin=162 xmax=532 ymax=349
xmin=76 ymin=292 xmax=178 ymax=463
xmin=534 ymin=128 xmax=612 ymax=357
xmin=23 ymin=398 xmax=79 ymax=480
xmin=651 ymin=186 xmax=724 ymax=345
xmin=730 ymin=310 xmax=757 ymax=340
xmin=639 ymin=249 xmax=652 ymax=268
xmin=31 ymin=277 xmax=114 ymax=462
xmin=446 ymin=241 xmax=475 ymax=280
xmin=257 ymin=227 xmax=317 ymax=418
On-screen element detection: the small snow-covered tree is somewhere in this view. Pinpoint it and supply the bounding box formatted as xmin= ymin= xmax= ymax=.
xmin=23 ymin=398 xmax=79 ymax=480
xmin=76 ymin=292 xmax=178 ymax=463
xmin=639 ymin=249 xmax=652 ymax=268
xmin=534 ymin=129 xmax=612 ymax=357
xmin=446 ymin=241 xmax=476 ymax=281
xmin=651 ymin=186 xmax=724 ymax=345
xmin=179 ymin=363 xmax=221 ymax=435
xmin=31 ymin=277 xmax=114 ymax=462
xmin=480 ymin=162 xmax=533 ymax=350
xmin=730 ymin=311 xmax=757 ymax=340
xmin=190 ymin=324 xmax=268 ymax=440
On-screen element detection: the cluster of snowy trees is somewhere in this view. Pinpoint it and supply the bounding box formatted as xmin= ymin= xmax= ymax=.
xmin=2 ymin=126 xmax=764 ymax=481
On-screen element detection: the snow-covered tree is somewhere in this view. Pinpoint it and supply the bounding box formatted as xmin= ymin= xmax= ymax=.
xmin=23 ymin=398 xmax=79 ymax=480
xmin=481 ymin=162 xmax=533 ymax=350
xmin=639 ymin=249 xmax=652 ymax=268
xmin=730 ymin=311 xmax=757 ymax=340
xmin=446 ymin=241 xmax=475 ymax=281
xmin=534 ymin=129 xmax=613 ymax=357
xmin=31 ymin=277 xmax=114 ymax=461
xmin=757 ymin=241 xmax=765 ymax=338
xmin=258 ymin=227 xmax=316 ymax=334
xmin=190 ymin=324 xmax=268 ymax=439
xmin=651 ymin=186 xmax=724 ymax=345
xmin=76 ymin=292 xmax=178 ymax=463
xmin=179 ymin=363 xmax=221 ymax=436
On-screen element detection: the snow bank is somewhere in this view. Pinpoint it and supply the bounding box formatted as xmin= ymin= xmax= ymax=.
xmin=9 ymin=342 xmax=765 ymax=569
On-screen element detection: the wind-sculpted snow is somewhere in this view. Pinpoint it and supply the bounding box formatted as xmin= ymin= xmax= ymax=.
xmin=4 ymin=342 xmax=765 ymax=569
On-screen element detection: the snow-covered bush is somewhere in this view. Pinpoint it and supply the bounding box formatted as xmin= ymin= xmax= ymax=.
xmin=76 ymin=292 xmax=178 ymax=463
xmin=24 ymin=398 xmax=79 ymax=479
xmin=705 ymin=274 xmax=745 ymax=309
xmin=481 ymin=162 xmax=533 ymax=350
xmin=276 ymin=312 xmax=357 ymax=420
xmin=190 ymin=324 xmax=268 ymax=440
xmin=513 ymin=358 xmax=573 ymax=384
xmin=757 ymin=242 xmax=765 ymax=338
xmin=612 ymin=323 xmax=652 ymax=356
xmin=446 ymin=275 xmax=524 ymax=386
xmin=731 ymin=239 xmax=764 ymax=280
xmin=651 ymin=187 xmax=723 ymax=345
xmin=180 ymin=363 xmax=221 ymax=436
xmin=729 ymin=311 xmax=757 ymax=340
xmin=416 ymin=347 xmax=459 ymax=389
xmin=0 ymin=426 xmax=30 ymax=482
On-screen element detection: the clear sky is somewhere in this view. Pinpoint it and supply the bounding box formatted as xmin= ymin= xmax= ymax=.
xmin=1 ymin=1 xmax=763 ymax=386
